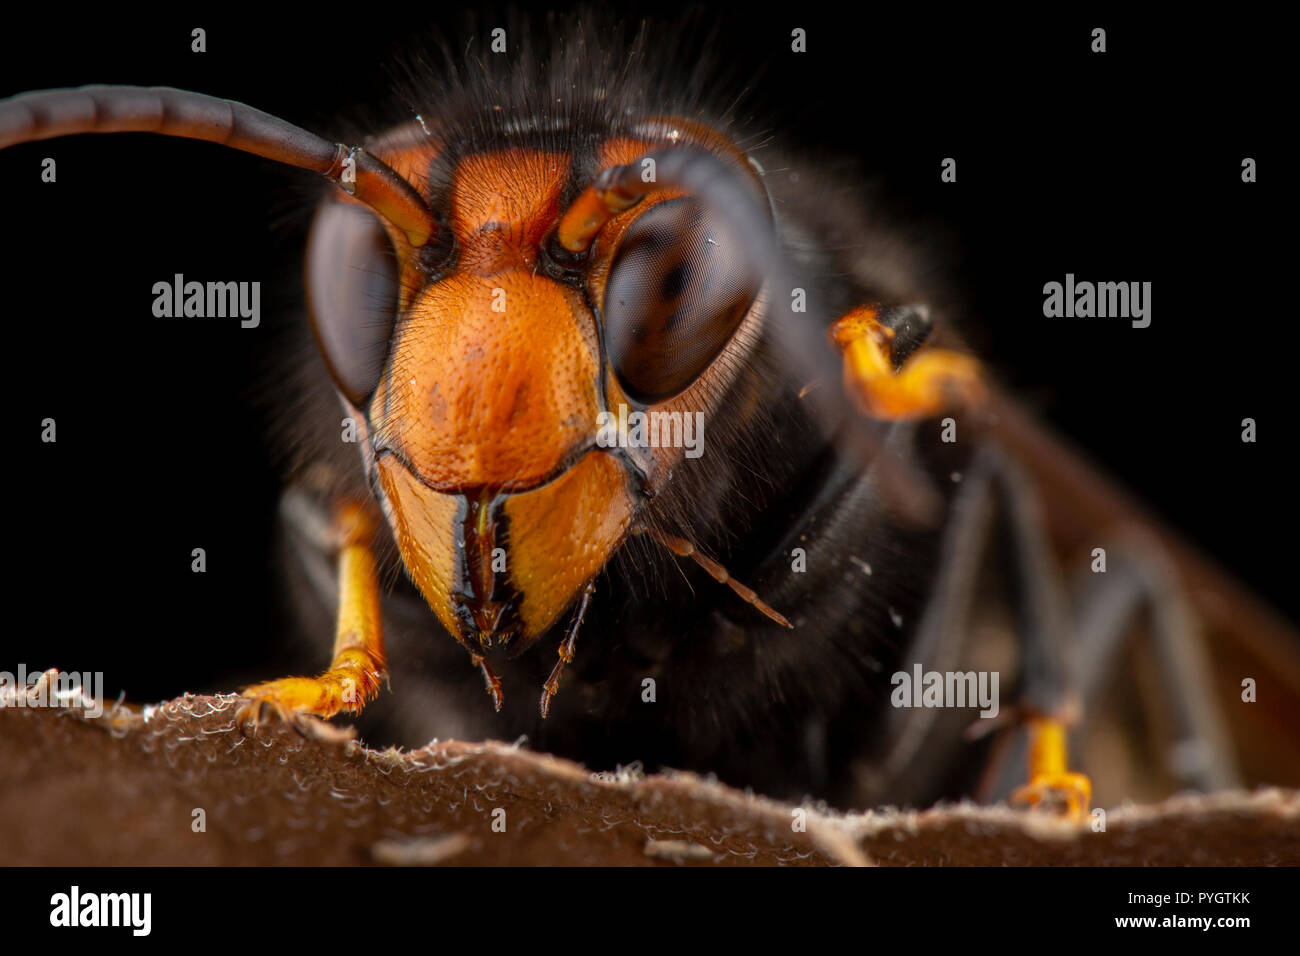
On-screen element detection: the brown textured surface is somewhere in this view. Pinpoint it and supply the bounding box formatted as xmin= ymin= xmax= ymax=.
xmin=1 ymin=692 xmax=1297 ymax=866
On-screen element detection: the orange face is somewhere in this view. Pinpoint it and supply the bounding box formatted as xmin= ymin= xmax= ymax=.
xmin=324 ymin=120 xmax=764 ymax=654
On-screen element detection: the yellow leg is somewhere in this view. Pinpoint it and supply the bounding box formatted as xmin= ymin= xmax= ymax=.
xmin=1010 ymin=716 xmax=1093 ymax=820
xmin=828 ymin=305 xmax=985 ymax=419
xmin=238 ymin=500 xmax=386 ymax=728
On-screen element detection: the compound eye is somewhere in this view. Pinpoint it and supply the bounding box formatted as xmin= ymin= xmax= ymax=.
xmin=305 ymin=201 xmax=400 ymax=408
xmin=603 ymin=197 xmax=757 ymax=404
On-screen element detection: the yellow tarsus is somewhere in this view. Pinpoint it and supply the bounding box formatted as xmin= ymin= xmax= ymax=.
xmin=1011 ymin=716 xmax=1093 ymax=822
xmin=238 ymin=500 xmax=387 ymax=728
xmin=828 ymin=306 xmax=985 ymax=420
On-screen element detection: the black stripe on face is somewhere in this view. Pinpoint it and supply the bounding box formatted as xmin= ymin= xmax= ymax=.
xmin=450 ymin=491 xmax=526 ymax=649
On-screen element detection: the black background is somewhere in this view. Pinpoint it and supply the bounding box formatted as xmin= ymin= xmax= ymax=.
xmin=1 ymin=5 xmax=1291 ymax=702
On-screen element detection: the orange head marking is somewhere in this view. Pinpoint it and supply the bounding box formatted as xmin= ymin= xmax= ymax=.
xmin=451 ymin=150 xmax=568 ymax=273
xmin=367 ymin=147 xmax=641 ymax=652
xmin=339 ymin=125 xmax=768 ymax=665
